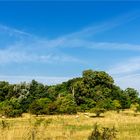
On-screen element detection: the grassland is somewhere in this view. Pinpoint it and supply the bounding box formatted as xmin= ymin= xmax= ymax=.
xmin=0 ymin=110 xmax=140 ymax=140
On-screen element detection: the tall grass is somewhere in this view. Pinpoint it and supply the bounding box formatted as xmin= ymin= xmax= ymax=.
xmin=0 ymin=111 xmax=140 ymax=140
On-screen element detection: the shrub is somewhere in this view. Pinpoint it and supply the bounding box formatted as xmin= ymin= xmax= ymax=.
xmin=90 ymin=107 xmax=106 ymax=117
xmin=112 ymin=100 xmax=121 ymax=113
xmin=29 ymin=98 xmax=52 ymax=115
xmin=0 ymin=98 xmax=23 ymax=117
xmin=56 ymin=94 xmax=77 ymax=114
xmin=130 ymin=103 xmax=140 ymax=113
xmin=88 ymin=123 xmax=117 ymax=140
xmin=0 ymin=120 xmax=9 ymax=129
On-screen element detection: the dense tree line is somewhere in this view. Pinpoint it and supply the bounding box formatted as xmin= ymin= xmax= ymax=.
xmin=0 ymin=70 xmax=139 ymax=117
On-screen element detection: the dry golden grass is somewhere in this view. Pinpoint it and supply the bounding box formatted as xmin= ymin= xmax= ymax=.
xmin=0 ymin=110 xmax=140 ymax=140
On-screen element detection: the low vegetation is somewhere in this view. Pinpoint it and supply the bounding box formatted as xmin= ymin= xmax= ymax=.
xmin=88 ymin=123 xmax=117 ymax=140
xmin=0 ymin=111 xmax=140 ymax=139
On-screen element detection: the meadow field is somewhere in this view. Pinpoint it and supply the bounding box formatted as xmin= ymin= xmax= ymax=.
xmin=0 ymin=111 xmax=140 ymax=140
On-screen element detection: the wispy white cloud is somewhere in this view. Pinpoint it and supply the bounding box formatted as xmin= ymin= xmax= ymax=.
xmin=0 ymin=10 xmax=139 ymax=65
xmin=108 ymin=57 xmax=140 ymax=75
xmin=64 ymin=10 xmax=140 ymax=39
xmin=0 ymin=47 xmax=82 ymax=64
xmin=0 ymin=24 xmax=32 ymax=37
xmin=50 ymin=39 xmax=140 ymax=51
xmin=108 ymin=57 xmax=140 ymax=91
xmin=114 ymin=74 xmax=140 ymax=92
xmin=86 ymin=42 xmax=140 ymax=51
xmin=34 ymin=10 xmax=140 ymax=51
xmin=0 ymin=25 xmax=83 ymax=64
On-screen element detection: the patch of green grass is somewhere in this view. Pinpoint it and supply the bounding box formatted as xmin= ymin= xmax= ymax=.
xmin=64 ymin=124 xmax=92 ymax=131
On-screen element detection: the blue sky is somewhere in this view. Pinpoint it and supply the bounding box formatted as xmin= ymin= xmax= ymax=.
xmin=0 ymin=1 xmax=140 ymax=91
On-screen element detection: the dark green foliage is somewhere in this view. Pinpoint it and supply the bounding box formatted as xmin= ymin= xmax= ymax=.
xmin=124 ymin=88 xmax=139 ymax=104
xmin=46 ymin=86 xmax=58 ymax=101
xmin=28 ymin=80 xmax=48 ymax=101
xmin=0 ymin=98 xmax=23 ymax=117
xmin=74 ymin=70 xmax=116 ymax=111
xmin=46 ymin=101 xmax=58 ymax=115
xmin=83 ymin=70 xmax=114 ymax=87
xmin=0 ymin=81 xmax=10 ymax=101
xmin=88 ymin=123 xmax=117 ymax=140
xmin=29 ymin=98 xmax=52 ymax=115
xmin=0 ymin=69 xmax=139 ymax=117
